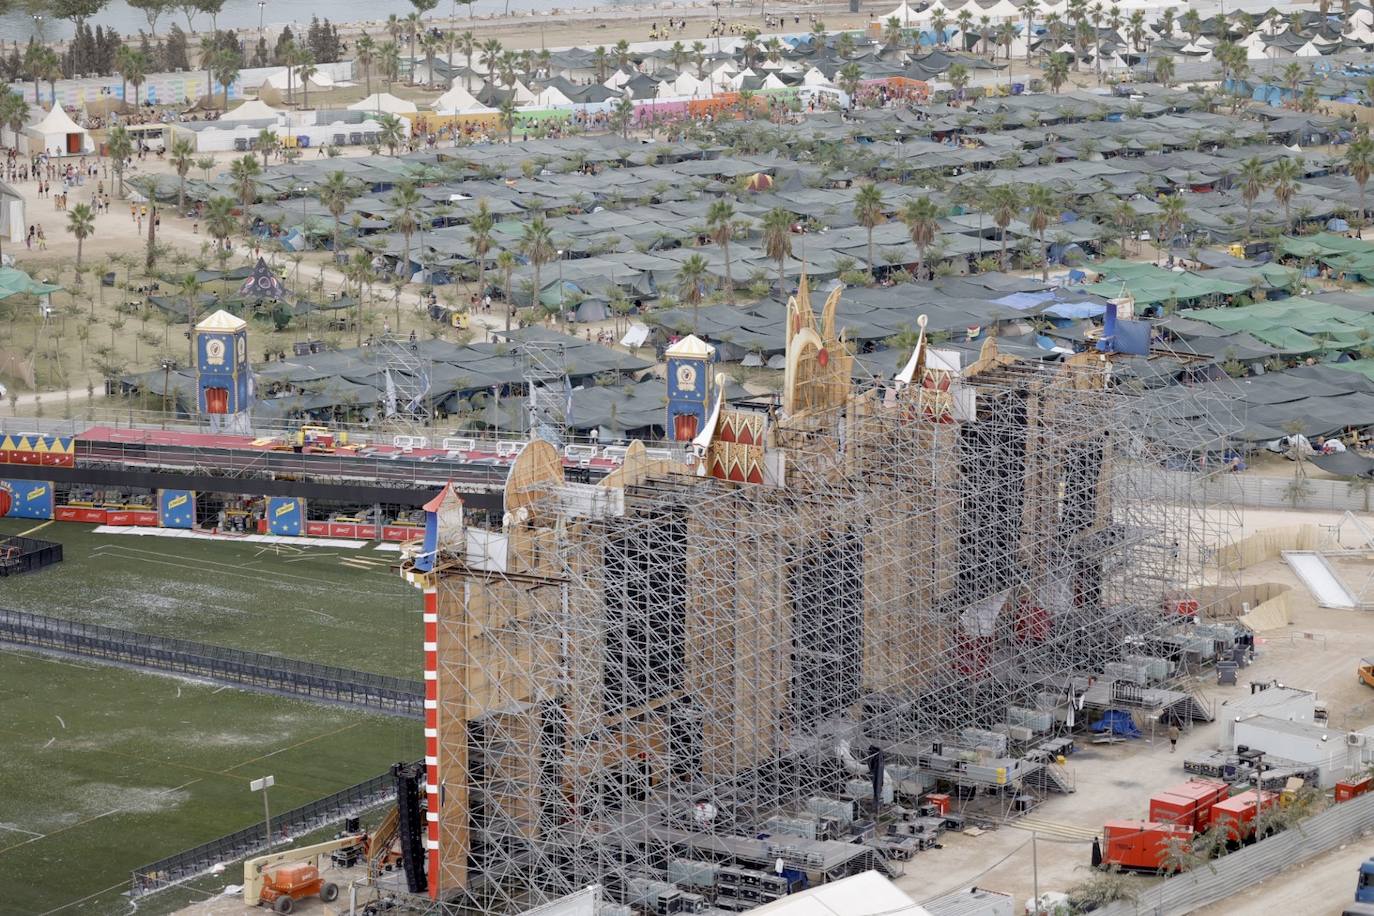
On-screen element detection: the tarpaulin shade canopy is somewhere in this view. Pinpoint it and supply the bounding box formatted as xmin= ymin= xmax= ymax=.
xmin=0 ymin=267 xmax=61 ymax=299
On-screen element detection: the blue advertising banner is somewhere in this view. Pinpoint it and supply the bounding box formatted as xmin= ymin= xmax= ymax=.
xmin=0 ymin=479 xmax=54 ymax=519
xmin=158 ymin=489 xmax=195 ymax=528
xmin=266 ymin=496 xmax=304 ymax=536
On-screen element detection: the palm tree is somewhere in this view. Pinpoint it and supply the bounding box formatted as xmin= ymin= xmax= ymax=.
xmin=947 ymin=63 xmax=970 ymax=99
xmin=318 ymin=170 xmax=357 ymax=255
xmin=521 ymin=216 xmax=557 ymax=316
xmin=404 ymin=11 xmax=423 ymax=82
xmin=883 ymin=17 xmax=904 ymax=49
xmin=169 ymin=137 xmax=195 ymax=213
xmin=838 ymin=62 xmax=863 ymax=101
xmin=378 ymin=113 xmax=406 ymax=155
xmin=1238 ymin=156 xmax=1267 ymax=241
xmin=592 ymin=45 xmax=608 ymax=83
xmin=256 ymin=128 xmax=278 ymax=169
xmin=120 ymin=48 xmax=149 ymax=105
xmin=480 ymin=38 xmax=503 ymax=81
xmin=468 ymin=199 xmax=494 ymax=301
xmin=1270 ymin=158 xmax=1303 ymax=229
xmin=762 ymin=207 xmax=793 ymax=293
xmin=985 ymin=185 xmax=1020 ymax=270
xmin=614 ymin=38 xmax=630 ymax=69
xmin=66 ymin=203 xmax=95 ymax=267
xmin=344 ymin=250 xmax=374 ymax=345
xmin=677 ymin=253 xmax=710 ymax=334
xmin=1154 ymin=54 xmax=1175 ymax=88
xmin=107 ymin=125 xmax=132 ymax=196
xmin=497 ymin=249 xmax=517 ymax=331
xmin=390 ymin=181 xmax=422 ymax=296
xmin=854 ymin=183 xmax=886 ymax=277
xmin=1023 ymin=184 xmax=1058 ymax=280
xmin=1127 ymin=9 xmax=1145 ymax=52
xmin=498 ymin=98 xmax=518 ymax=143
xmin=458 ymin=30 xmax=476 ymax=90
xmin=902 ymin=196 xmax=941 ymax=280
xmin=179 ymin=273 xmax=203 ymax=366
xmin=1346 ymin=135 xmax=1374 ymax=228
xmin=692 ymin=40 xmax=706 ymax=79
xmin=706 ymin=199 xmax=737 ymax=303
xmin=1023 ymin=0 xmax=1039 ymax=62
xmin=356 ymin=35 xmax=377 ymax=96
xmin=420 ymin=31 xmax=442 ymax=87
xmin=212 ymin=49 xmax=240 ymax=109
xmin=294 ymin=48 xmax=318 ymax=109
xmin=230 ymin=155 xmax=261 ymax=209
xmin=1044 ymin=53 xmax=1070 ymax=92
xmin=1156 ymin=194 xmax=1187 ymax=260
xmin=956 ymin=9 xmax=973 ymax=51
xmin=205 ymin=196 xmax=237 ymax=260
xmin=1180 ymin=8 xmax=1201 ymax=42
xmin=196 ymin=155 xmax=215 ymax=182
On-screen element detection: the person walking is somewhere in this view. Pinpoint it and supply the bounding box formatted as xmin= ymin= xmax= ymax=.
xmin=1168 ymin=722 xmax=1180 ymax=753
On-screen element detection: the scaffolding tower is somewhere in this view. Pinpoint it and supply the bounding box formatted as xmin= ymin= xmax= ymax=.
xmin=401 ymin=283 xmax=1241 ymax=914
xmin=376 ymin=334 xmax=434 ymax=433
xmin=518 ymin=340 xmax=571 ymax=448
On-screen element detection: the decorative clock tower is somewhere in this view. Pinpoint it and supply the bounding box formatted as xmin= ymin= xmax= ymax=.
xmin=195 ymin=309 xmax=252 ymax=430
xmin=664 ymin=334 xmax=715 ymax=442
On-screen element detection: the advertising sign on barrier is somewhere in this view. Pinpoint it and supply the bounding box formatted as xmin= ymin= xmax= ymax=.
xmin=266 ymin=497 xmax=304 ymax=536
xmin=0 ymin=480 xmax=55 ymax=519
xmin=158 ymin=489 xmax=196 ymax=529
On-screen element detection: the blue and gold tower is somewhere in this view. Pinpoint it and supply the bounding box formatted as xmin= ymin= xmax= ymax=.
xmin=664 ymin=334 xmax=716 ymax=442
xmin=195 ymin=309 xmax=252 ymax=422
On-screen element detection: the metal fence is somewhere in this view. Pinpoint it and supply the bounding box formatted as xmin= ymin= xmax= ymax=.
xmin=129 ymin=762 xmax=414 ymax=897
xmin=1097 ymin=790 xmax=1374 ymax=915
xmin=0 ymin=536 xmax=63 ymax=576
xmin=0 ymin=608 xmax=423 ymax=717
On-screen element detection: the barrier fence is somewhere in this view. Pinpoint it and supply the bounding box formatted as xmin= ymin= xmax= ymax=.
xmin=0 ymin=608 xmax=424 ymax=717
xmin=129 ymin=762 xmax=413 ymax=897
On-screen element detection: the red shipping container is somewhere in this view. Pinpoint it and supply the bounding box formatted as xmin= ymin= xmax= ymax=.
xmin=1336 ymin=776 xmax=1372 ymax=803
xmin=1102 ymin=820 xmax=1193 ymax=872
xmin=1209 ymin=790 xmax=1277 ymax=842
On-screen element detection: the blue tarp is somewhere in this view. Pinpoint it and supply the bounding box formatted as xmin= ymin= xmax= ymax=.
xmin=1092 ymin=710 xmax=1141 ymax=738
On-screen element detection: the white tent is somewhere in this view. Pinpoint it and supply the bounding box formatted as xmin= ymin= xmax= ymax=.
xmin=980 ymin=0 xmax=1022 ymax=22
xmin=348 ymin=92 xmax=418 ymax=114
xmin=761 ymin=73 xmax=788 ymax=90
xmin=508 ymin=80 xmax=537 ymax=105
xmin=260 ymin=66 xmax=336 ymax=95
xmin=25 ymin=102 xmax=92 ymax=155
xmin=432 ymin=83 xmax=489 ymax=113
xmin=530 ymin=84 xmax=574 ymax=107
xmin=801 ymin=67 xmax=835 ymax=88
xmin=878 ymin=1 xmax=924 ymax=25
xmin=221 ymin=98 xmax=284 ymax=123
xmin=1294 ymin=40 xmax=1322 ymax=57
xmin=666 ymin=71 xmax=707 ymax=97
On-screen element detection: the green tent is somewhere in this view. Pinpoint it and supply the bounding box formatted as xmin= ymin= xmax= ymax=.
xmin=0 ymin=266 xmax=62 ymax=300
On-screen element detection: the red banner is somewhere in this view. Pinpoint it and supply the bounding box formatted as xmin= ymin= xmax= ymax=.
xmin=305 ymin=521 xmax=329 ymax=536
xmin=56 ymin=506 xmax=108 ymax=523
xmin=131 ymin=511 xmax=158 ymax=526
xmin=382 ymin=526 xmax=423 ymax=541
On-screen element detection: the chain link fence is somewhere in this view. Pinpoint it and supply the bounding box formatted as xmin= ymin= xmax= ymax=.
xmin=0 ymin=608 xmax=423 ymax=717
xmin=130 ymin=762 xmax=415 ymax=897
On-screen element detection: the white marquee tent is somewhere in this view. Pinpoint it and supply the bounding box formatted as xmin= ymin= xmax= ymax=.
xmin=24 ymin=102 xmax=92 ymax=155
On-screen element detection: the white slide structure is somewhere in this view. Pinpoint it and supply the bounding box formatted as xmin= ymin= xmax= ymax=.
xmin=1284 ymin=551 xmax=1356 ymax=609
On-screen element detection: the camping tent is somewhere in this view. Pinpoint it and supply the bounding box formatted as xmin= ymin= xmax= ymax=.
xmin=24 ymin=102 xmax=92 ymax=155
xmin=348 ymin=92 xmax=418 ymax=114
xmin=260 ymin=66 xmax=336 ymax=94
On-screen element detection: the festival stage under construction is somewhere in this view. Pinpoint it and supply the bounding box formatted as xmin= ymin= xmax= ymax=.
xmin=399 ymin=280 xmax=1238 ymax=914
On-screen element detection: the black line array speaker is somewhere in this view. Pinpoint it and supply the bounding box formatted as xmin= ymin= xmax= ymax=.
xmin=393 ymin=761 xmax=428 ymax=894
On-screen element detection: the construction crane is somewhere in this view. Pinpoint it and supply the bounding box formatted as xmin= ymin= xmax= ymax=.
xmin=242 ymin=834 xmax=367 ymax=911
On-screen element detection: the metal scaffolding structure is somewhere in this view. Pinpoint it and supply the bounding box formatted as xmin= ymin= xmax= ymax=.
xmin=399 ymin=282 xmax=1241 ymax=915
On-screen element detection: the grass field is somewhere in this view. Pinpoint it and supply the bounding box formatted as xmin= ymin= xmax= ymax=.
xmin=0 ymin=649 xmax=422 ymax=915
xmin=0 ymin=518 xmax=419 ymax=676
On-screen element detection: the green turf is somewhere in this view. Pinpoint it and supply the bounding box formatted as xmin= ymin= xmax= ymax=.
xmin=0 ymin=518 xmax=420 ymax=676
xmin=0 ymin=650 xmax=423 ymax=914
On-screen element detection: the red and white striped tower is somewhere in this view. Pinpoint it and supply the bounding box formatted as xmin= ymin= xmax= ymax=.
xmin=422 ymin=583 xmax=440 ymax=897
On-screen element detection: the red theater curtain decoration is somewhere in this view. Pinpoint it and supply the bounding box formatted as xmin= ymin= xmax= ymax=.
xmin=205 ymin=387 xmax=229 ymax=414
